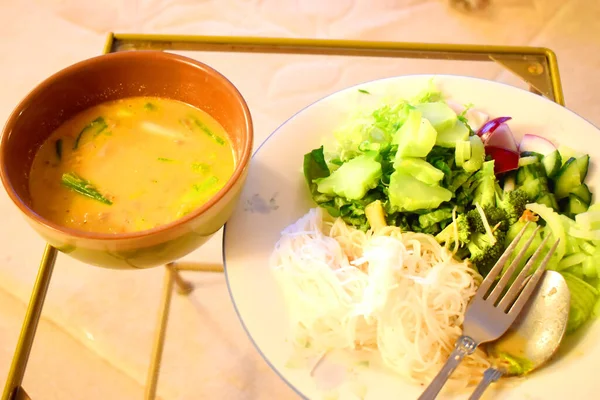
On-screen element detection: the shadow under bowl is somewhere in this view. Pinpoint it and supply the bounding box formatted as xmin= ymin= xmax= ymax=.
xmin=0 ymin=51 xmax=253 ymax=269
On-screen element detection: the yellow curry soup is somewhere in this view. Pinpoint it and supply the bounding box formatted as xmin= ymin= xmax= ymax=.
xmin=29 ymin=97 xmax=235 ymax=234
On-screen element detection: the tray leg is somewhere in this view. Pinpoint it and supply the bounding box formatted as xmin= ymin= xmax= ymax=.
xmin=144 ymin=261 xmax=224 ymax=399
xmin=2 ymin=245 xmax=58 ymax=400
xmin=144 ymin=264 xmax=175 ymax=400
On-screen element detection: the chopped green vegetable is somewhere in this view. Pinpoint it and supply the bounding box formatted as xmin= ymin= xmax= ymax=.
xmin=315 ymin=152 xmax=382 ymax=200
xmin=467 ymin=205 xmax=508 ymax=235
xmin=418 ymin=208 xmax=453 ymax=229
xmin=492 ymin=352 xmax=534 ymax=376
xmin=435 ymin=213 xmax=471 ymax=247
xmin=192 ymin=162 xmax=211 ymax=173
xmin=73 ymin=116 xmax=108 ymax=149
xmin=189 ymin=116 xmax=225 ymax=145
xmin=462 ymin=135 xmax=485 ymax=172
xmin=455 ymin=139 xmax=471 ymax=167
xmin=558 ymin=144 xmax=584 ymax=166
xmin=393 ymin=109 xmax=437 ymax=158
xmin=414 ymin=101 xmax=457 ymax=132
xmin=562 ymin=272 xmax=599 ymax=334
xmin=303 ymin=146 xmax=375 ymax=230
xmin=144 ymin=102 xmax=157 ymax=111
xmin=387 ymin=171 xmax=452 ymax=212
xmin=412 ymin=80 xmax=443 ymax=103
xmin=467 ymin=229 xmax=507 ymax=276
xmin=61 ymin=172 xmax=112 ymax=205
xmin=472 ymin=161 xmax=497 ymax=209
xmin=500 ymin=220 xmax=543 ymax=281
xmin=526 ymin=203 xmax=566 ymax=262
xmin=575 ymin=210 xmax=600 ymax=231
xmin=193 ymin=176 xmax=219 ymax=192
xmin=55 ymin=139 xmax=63 ymax=161
xmin=357 ymin=89 xmax=370 ymax=94
xmin=394 ymin=157 xmax=444 ymax=185
xmin=157 ymin=157 xmax=175 ymax=162
xmin=554 ymin=157 xmax=581 ymax=200
xmin=175 ymin=176 xmax=220 ymax=218
xmin=304 ymin=146 xmax=335 ymax=205
xmin=498 ymin=188 xmax=529 ymax=225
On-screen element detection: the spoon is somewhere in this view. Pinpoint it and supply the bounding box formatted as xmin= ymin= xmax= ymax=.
xmin=468 ymin=270 xmax=570 ymax=400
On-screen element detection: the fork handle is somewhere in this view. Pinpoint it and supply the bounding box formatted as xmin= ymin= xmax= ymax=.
xmin=418 ymin=336 xmax=478 ymax=400
xmin=468 ymin=367 xmax=504 ymax=400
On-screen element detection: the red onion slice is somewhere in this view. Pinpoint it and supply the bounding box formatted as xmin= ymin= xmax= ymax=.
xmin=518 ymin=134 xmax=557 ymax=156
xmin=485 ymin=146 xmax=520 ymax=175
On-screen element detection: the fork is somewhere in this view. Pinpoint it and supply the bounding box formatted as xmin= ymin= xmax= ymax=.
xmin=418 ymin=222 xmax=560 ymax=400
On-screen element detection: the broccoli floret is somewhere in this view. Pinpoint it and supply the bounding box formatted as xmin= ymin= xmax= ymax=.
xmin=435 ymin=214 xmax=471 ymax=247
xmin=498 ymin=188 xmax=529 ymax=225
xmin=467 ymin=229 xmax=507 ymax=276
xmin=466 ymin=206 xmax=509 ymax=233
xmin=472 ymin=161 xmax=497 ymax=208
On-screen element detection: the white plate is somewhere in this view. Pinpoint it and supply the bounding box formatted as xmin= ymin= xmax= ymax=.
xmin=223 ymin=75 xmax=600 ymax=399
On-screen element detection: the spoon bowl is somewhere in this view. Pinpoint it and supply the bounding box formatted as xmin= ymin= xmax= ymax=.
xmin=469 ymin=270 xmax=570 ymax=399
xmin=488 ymin=270 xmax=570 ymax=375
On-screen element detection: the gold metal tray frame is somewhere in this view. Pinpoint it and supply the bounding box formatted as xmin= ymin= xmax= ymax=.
xmin=2 ymin=33 xmax=565 ymax=400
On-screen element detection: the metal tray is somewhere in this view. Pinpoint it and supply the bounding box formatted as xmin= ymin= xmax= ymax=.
xmin=2 ymin=33 xmax=565 ymax=400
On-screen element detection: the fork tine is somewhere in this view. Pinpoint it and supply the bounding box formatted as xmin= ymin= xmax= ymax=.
xmin=497 ymin=233 xmax=552 ymax=311
xmin=477 ymin=222 xmax=530 ymax=297
xmin=485 ymin=226 xmax=542 ymax=304
xmin=507 ymin=239 xmax=560 ymax=316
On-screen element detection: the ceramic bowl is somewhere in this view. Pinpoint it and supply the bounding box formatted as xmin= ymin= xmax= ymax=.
xmin=0 ymin=51 xmax=253 ymax=269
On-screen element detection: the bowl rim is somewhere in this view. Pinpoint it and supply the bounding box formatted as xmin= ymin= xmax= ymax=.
xmin=0 ymin=50 xmax=254 ymax=241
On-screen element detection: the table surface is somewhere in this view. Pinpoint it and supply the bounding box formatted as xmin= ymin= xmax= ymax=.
xmin=1 ymin=1 xmax=599 ymax=399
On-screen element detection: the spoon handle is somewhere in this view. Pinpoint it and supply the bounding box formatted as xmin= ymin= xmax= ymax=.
xmin=468 ymin=367 xmax=504 ymax=400
xmin=418 ymin=336 xmax=478 ymax=400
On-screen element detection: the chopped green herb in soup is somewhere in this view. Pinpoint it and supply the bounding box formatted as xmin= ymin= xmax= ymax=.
xmin=29 ymin=96 xmax=235 ymax=234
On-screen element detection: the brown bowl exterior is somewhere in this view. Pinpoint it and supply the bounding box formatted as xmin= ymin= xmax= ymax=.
xmin=0 ymin=51 xmax=253 ymax=269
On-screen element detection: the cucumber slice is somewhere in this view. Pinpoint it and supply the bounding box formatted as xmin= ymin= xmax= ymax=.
xmin=563 ymin=194 xmax=589 ymax=218
xmin=518 ymin=156 xmax=539 ymax=167
xmin=542 ymin=150 xmax=562 ymax=179
xmin=516 ymin=163 xmax=547 ymax=185
xmin=536 ymin=192 xmax=559 ymax=211
xmin=558 ymin=145 xmax=584 ymax=166
xmin=520 ymin=178 xmax=543 ymax=200
xmin=554 ymin=157 xmax=581 ymax=200
xmin=570 ymin=183 xmax=592 ymax=205
xmin=520 ymin=151 xmax=543 ymax=160
xmin=576 ymin=155 xmax=590 ymax=181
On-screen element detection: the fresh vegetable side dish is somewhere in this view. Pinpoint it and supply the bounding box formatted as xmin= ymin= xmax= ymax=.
xmin=270 ymin=83 xmax=600 ymax=391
